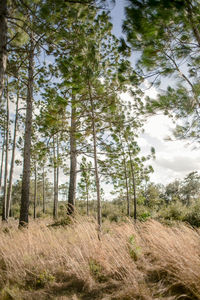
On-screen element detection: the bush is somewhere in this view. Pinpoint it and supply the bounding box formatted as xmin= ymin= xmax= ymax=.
xmin=136 ymin=205 xmax=152 ymax=221
xmin=158 ymin=202 xmax=186 ymax=221
xmin=49 ymin=215 xmax=73 ymax=227
xmin=183 ymin=204 xmax=200 ymax=227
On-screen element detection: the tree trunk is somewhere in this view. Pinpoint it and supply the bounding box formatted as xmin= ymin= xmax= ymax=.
xmin=19 ymin=36 xmax=34 ymax=227
xmin=128 ymin=149 xmax=137 ymax=221
xmin=0 ymin=0 xmax=7 ymax=102
xmin=68 ymin=99 xmax=77 ymax=214
xmin=123 ymin=154 xmax=130 ymax=217
xmin=2 ymin=84 xmax=9 ymax=221
xmin=6 ymin=84 xmax=19 ymax=218
xmin=88 ymin=83 xmax=102 ymax=234
xmin=86 ymin=182 xmax=89 ymax=216
xmin=42 ymin=166 xmax=45 ymax=214
xmin=0 ymin=126 xmax=5 ymax=189
xmin=92 ymin=113 xmax=101 ymax=232
xmin=33 ymin=162 xmax=37 ymax=219
xmin=53 ymin=135 xmax=58 ymax=219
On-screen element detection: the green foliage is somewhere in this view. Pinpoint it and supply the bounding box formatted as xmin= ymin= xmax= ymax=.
xmin=183 ymin=202 xmax=200 ymax=227
xmin=50 ymin=215 xmax=73 ymax=227
xmin=35 ymin=271 xmax=55 ymax=288
xmin=89 ymin=259 xmax=107 ymax=282
xmin=158 ymin=202 xmax=186 ymax=222
xmin=124 ymin=0 xmax=200 ymax=142
xmin=128 ymin=235 xmax=141 ymax=261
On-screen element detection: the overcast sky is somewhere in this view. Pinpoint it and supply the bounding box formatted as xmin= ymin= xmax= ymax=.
xmin=110 ymin=0 xmax=200 ymax=185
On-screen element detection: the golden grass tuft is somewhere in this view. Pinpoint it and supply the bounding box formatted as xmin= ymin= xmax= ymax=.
xmin=0 ymin=217 xmax=200 ymax=299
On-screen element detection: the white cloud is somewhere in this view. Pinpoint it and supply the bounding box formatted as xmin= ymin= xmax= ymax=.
xmin=157 ymin=155 xmax=200 ymax=172
xmin=137 ymin=84 xmax=200 ymax=184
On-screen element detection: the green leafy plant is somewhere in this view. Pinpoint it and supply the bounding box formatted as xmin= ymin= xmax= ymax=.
xmin=128 ymin=235 xmax=141 ymax=261
xmin=35 ymin=270 xmax=55 ymax=288
xmin=89 ymin=259 xmax=107 ymax=283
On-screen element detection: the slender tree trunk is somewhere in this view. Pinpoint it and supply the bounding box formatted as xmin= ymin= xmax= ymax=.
xmin=88 ymin=82 xmax=101 ymax=233
xmin=6 ymin=84 xmax=19 ymax=218
xmin=0 ymin=127 xmax=5 ymax=189
xmin=19 ymin=36 xmax=34 ymax=227
xmin=186 ymin=195 xmax=190 ymax=207
xmin=53 ymin=134 xmax=59 ymax=218
xmin=0 ymin=0 xmax=7 ymax=102
xmin=2 ymin=85 xmax=9 ymax=221
xmin=53 ymin=135 xmax=58 ymax=218
xmin=123 ymin=154 xmax=130 ymax=217
xmin=42 ymin=166 xmax=45 ymax=214
xmin=57 ymin=134 xmax=59 ymax=211
xmin=86 ymin=182 xmax=89 ymax=216
xmin=92 ymin=114 xmax=101 ymax=231
xmin=33 ymin=162 xmax=37 ymax=219
xmin=128 ymin=149 xmax=137 ymax=221
xmin=68 ymin=99 xmax=77 ymax=214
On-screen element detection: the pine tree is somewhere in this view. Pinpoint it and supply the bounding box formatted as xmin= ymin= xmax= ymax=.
xmin=123 ymin=0 xmax=200 ymax=142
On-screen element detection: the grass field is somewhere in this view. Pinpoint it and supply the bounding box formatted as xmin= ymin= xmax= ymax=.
xmin=0 ymin=216 xmax=200 ymax=299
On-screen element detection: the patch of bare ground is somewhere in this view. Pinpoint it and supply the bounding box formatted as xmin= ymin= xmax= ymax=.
xmin=0 ymin=217 xmax=200 ymax=299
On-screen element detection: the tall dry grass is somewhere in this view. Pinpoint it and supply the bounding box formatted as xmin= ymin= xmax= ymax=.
xmin=0 ymin=217 xmax=200 ymax=299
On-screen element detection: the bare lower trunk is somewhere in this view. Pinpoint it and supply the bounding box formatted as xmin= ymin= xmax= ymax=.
xmin=68 ymin=100 xmax=77 ymax=214
xmin=128 ymin=149 xmax=137 ymax=221
xmin=88 ymin=83 xmax=101 ymax=233
xmin=19 ymin=37 xmax=34 ymax=227
xmin=53 ymin=135 xmax=58 ymax=219
xmin=123 ymin=155 xmax=130 ymax=217
xmin=0 ymin=0 xmax=7 ymax=102
xmin=42 ymin=166 xmax=45 ymax=214
xmin=33 ymin=163 xmax=37 ymax=219
xmin=54 ymin=135 xmax=59 ymax=217
xmin=0 ymin=128 xmax=5 ymax=189
xmin=92 ymin=116 xmax=101 ymax=231
xmin=6 ymin=86 xmax=19 ymax=218
xmin=2 ymin=85 xmax=9 ymax=221
xmin=57 ymin=136 xmax=59 ymax=210
xmin=86 ymin=183 xmax=89 ymax=216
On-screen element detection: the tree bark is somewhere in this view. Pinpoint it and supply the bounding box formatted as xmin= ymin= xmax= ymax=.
xmin=0 ymin=126 xmax=5 ymax=189
xmin=33 ymin=162 xmax=37 ymax=219
xmin=53 ymin=135 xmax=58 ymax=218
xmin=88 ymin=82 xmax=102 ymax=233
xmin=86 ymin=183 xmax=89 ymax=216
xmin=42 ymin=166 xmax=45 ymax=214
xmin=6 ymin=84 xmax=19 ymax=218
xmin=2 ymin=84 xmax=9 ymax=221
xmin=19 ymin=36 xmax=34 ymax=227
xmin=68 ymin=98 xmax=77 ymax=214
xmin=0 ymin=0 xmax=7 ymax=102
xmin=128 ymin=149 xmax=137 ymax=221
xmin=123 ymin=154 xmax=130 ymax=217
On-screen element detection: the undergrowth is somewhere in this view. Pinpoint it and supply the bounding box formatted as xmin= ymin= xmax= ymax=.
xmin=0 ymin=217 xmax=200 ymax=299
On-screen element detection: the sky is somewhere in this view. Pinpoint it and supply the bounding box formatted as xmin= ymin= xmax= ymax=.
xmin=110 ymin=0 xmax=200 ymax=185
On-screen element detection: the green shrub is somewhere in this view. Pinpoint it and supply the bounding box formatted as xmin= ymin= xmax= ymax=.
xmin=89 ymin=259 xmax=107 ymax=283
xmin=128 ymin=235 xmax=141 ymax=261
xmin=35 ymin=271 xmax=55 ymax=288
xmin=183 ymin=204 xmax=200 ymax=227
xmin=49 ymin=215 xmax=73 ymax=227
xmin=158 ymin=202 xmax=186 ymax=221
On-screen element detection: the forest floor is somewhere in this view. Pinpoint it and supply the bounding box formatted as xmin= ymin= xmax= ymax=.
xmin=0 ymin=216 xmax=200 ymax=300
